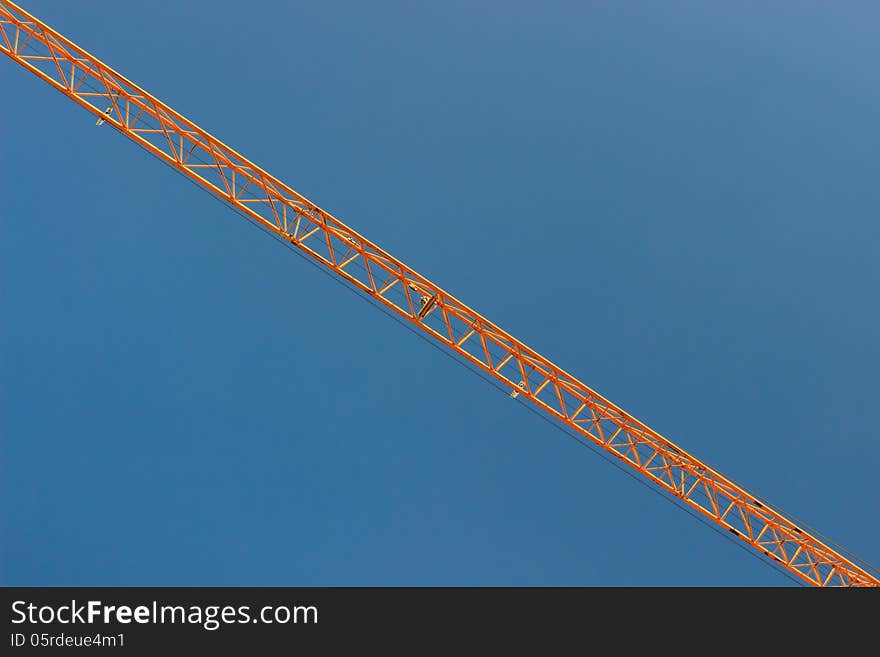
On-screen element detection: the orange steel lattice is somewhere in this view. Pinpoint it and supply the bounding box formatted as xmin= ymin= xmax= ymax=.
xmin=2 ymin=0 xmax=877 ymax=587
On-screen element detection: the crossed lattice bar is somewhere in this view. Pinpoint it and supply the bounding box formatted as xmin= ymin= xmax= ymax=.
xmin=2 ymin=0 xmax=876 ymax=587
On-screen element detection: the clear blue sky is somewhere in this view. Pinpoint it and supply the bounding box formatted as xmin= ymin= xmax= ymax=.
xmin=2 ymin=1 xmax=878 ymax=586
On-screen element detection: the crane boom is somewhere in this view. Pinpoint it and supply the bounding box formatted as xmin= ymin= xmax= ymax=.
xmin=2 ymin=0 xmax=876 ymax=587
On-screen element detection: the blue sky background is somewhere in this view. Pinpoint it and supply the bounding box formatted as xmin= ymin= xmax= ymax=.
xmin=2 ymin=1 xmax=878 ymax=586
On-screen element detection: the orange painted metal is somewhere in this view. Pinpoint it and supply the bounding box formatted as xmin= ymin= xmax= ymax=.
xmin=2 ymin=0 xmax=876 ymax=587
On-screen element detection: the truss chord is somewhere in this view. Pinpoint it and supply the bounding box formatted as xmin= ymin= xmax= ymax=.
xmin=2 ymin=0 xmax=877 ymax=586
